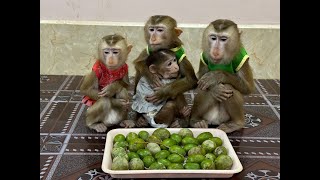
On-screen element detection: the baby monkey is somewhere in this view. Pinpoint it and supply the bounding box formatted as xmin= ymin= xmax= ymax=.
xmin=132 ymin=49 xmax=190 ymax=128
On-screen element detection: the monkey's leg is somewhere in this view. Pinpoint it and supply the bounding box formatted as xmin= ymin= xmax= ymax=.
xmin=86 ymin=98 xmax=108 ymax=132
xmin=154 ymin=101 xmax=176 ymax=125
xmin=174 ymin=94 xmax=190 ymax=127
xmin=217 ymin=85 xmax=245 ymax=133
xmin=190 ymin=90 xmax=216 ymax=128
xmin=114 ymin=88 xmax=135 ymax=128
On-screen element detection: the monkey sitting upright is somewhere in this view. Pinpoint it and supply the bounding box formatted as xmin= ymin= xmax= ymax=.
xmin=132 ymin=49 xmax=191 ymax=128
xmin=190 ymin=19 xmax=255 ymax=133
xmin=80 ymin=34 xmax=135 ymax=132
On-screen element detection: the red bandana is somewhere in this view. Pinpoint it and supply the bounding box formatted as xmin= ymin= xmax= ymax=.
xmin=82 ymin=60 xmax=128 ymax=106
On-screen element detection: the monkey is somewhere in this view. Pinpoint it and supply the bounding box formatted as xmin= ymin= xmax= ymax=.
xmin=131 ymin=49 xmax=191 ymax=128
xmin=80 ymin=34 xmax=135 ymax=132
xmin=133 ymin=15 xmax=198 ymax=105
xmin=189 ymin=19 xmax=255 ymax=133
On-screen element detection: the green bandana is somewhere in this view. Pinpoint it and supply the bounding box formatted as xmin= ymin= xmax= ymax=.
xmin=200 ymin=47 xmax=249 ymax=73
xmin=146 ymin=45 xmax=186 ymax=63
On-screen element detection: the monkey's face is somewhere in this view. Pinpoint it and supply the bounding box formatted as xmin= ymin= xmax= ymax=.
xmin=145 ymin=23 xmax=174 ymax=51
xmin=203 ymin=26 xmax=240 ymax=65
xmin=159 ymin=57 xmax=179 ymax=79
xmin=100 ymin=40 xmax=132 ymax=70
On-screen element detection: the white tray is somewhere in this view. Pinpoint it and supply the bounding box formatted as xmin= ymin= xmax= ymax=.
xmin=101 ymin=128 xmax=243 ymax=178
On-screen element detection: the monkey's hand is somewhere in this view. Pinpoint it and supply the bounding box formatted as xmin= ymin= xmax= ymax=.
xmin=98 ymin=84 xmax=115 ymax=97
xmin=119 ymin=120 xmax=136 ymax=128
xmin=191 ymin=120 xmax=208 ymax=128
xmin=148 ymin=74 xmax=163 ymax=88
xmin=209 ymin=83 xmax=233 ymax=102
xmin=136 ymin=116 xmax=149 ymax=127
xmin=180 ymin=106 xmax=191 ymax=118
xmin=169 ymin=119 xmax=181 ymax=128
xmin=198 ymin=71 xmax=223 ymax=90
xmin=145 ymin=87 xmax=168 ymax=105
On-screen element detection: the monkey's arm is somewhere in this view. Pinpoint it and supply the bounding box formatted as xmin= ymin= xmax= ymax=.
xmin=146 ymin=58 xmax=198 ymax=103
xmin=80 ymin=71 xmax=100 ymax=100
xmin=196 ymin=60 xmax=209 ymax=79
xmin=199 ymin=61 xmax=255 ymax=95
xmin=99 ymin=74 xmax=130 ymax=97
xmin=134 ymin=50 xmax=162 ymax=87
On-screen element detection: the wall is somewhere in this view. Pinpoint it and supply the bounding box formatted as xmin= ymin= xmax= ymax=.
xmin=40 ymin=0 xmax=280 ymax=79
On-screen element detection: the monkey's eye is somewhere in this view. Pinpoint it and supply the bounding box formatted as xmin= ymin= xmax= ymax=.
xmin=149 ymin=28 xmax=155 ymax=32
xmin=210 ymin=35 xmax=217 ymax=40
xmin=173 ymin=58 xmax=177 ymax=62
xmin=113 ymin=51 xmax=119 ymax=55
xmin=157 ymin=28 xmax=164 ymax=33
xmin=220 ymin=36 xmax=228 ymax=42
xmin=104 ymin=51 xmax=110 ymax=54
xmin=168 ymin=62 xmax=172 ymax=66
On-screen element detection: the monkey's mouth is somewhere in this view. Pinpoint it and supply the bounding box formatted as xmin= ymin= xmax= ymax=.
xmin=212 ymin=58 xmax=222 ymax=64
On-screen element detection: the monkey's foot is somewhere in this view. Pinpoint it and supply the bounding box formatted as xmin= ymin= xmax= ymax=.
xmin=91 ymin=123 xmax=107 ymax=133
xmin=190 ymin=120 xmax=208 ymax=128
xmin=180 ymin=106 xmax=191 ymax=118
xmin=217 ymin=123 xmax=243 ymax=133
xmin=119 ymin=120 xmax=136 ymax=128
xmin=169 ymin=119 xmax=181 ymax=128
xmin=136 ymin=117 xmax=148 ymax=127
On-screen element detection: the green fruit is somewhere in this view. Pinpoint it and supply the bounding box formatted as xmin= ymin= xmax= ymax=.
xmin=196 ymin=132 xmax=213 ymax=144
xmin=157 ymin=158 xmax=172 ymax=168
xmin=183 ymin=144 xmax=198 ymax=152
xmin=160 ymin=138 xmax=177 ymax=150
xmin=182 ymin=136 xmax=198 ymax=145
xmin=170 ymin=133 xmax=182 ymax=144
xmin=146 ymin=142 xmax=161 ymax=155
xmin=147 ymin=135 xmax=162 ymax=144
xmin=205 ymin=153 xmax=217 ymax=161
xmin=129 ymin=158 xmax=145 ymax=170
xmin=209 ymin=137 xmax=223 ymax=146
xmin=201 ymin=159 xmax=215 ymax=169
xmin=113 ymin=141 xmax=129 ymax=148
xmin=167 ymin=153 xmax=184 ymax=163
xmin=127 ymin=152 xmax=140 ymax=161
xmin=152 ymin=128 xmax=171 ymax=140
xmin=138 ymin=130 xmax=149 ymax=141
xmin=214 ymin=146 xmax=228 ymax=157
xmin=111 ymin=147 xmax=126 ymax=159
xmin=114 ymin=134 xmax=126 ymax=143
xmin=184 ymin=163 xmax=200 ymax=169
xmin=167 ymin=163 xmax=184 ymax=169
xmin=137 ymin=149 xmax=152 ymax=159
xmin=168 ymin=145 xmax=186 ymax=156
xmin=201 ymin=139 xmax=216 ymax=153
xmin=215 ymin=155 xmax=233 ymax=170
xmin=155 ymin=150 xmax=171 ymax=159
xmin=149 ymin=162 xmax=166 ymax=169
xmin=111 ymin=156 xmax=129 ymax=170
xmin=178 ymin=128 xmax=194 ymax=138
xmin=126 ymin=132 xmax=139 ymax=142
xmin=188 ymin=146 xmax=206 ymax=156
xmin=128 ymin=138 xmax=146 ymax=152
xmin=186 ymin=154 xmax=205 ymax=163
xmin=143 ymin=155 xmax=156 ymax=168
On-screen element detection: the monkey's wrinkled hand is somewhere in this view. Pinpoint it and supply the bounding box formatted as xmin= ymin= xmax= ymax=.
xmin=145 ymin=88 xmax=167 ymax=105
xmin=149 ymin=74 xmax=163 ymax=88
xmin=136 ymin=117 xmax=148 ymax=127
xmin=191 ymin=120 xmax=208 ymax=128
xmin=98 ymin=84 xmax=114 ymax=97
xmin=119 ymin=120 xmax=136 ymax=128
xmin=169 ymin=119 xmax=181 ymax=128
xmin=209 ymin=83 xmax=233 ymax=102
xmin=198 ymin=71 xmax=223 ymax=90
xmin=180 ymin=106 xmax=191 ymax=118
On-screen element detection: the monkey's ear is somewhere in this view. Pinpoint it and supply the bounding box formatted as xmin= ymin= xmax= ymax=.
xmin=127 ymin=44 xmax=133 ymax=53
xmin=149 ymin=64 xmax=157 ymax=74
xmin=175 ymin=27 xmax=183 ymax=36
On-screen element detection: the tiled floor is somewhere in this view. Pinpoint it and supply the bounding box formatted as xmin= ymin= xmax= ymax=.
xmin=40 ymin=75 xmax=280 ymax=180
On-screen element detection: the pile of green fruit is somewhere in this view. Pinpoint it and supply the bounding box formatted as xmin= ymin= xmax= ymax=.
xmin=110 ymin=128 xmax=233 ymax=170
